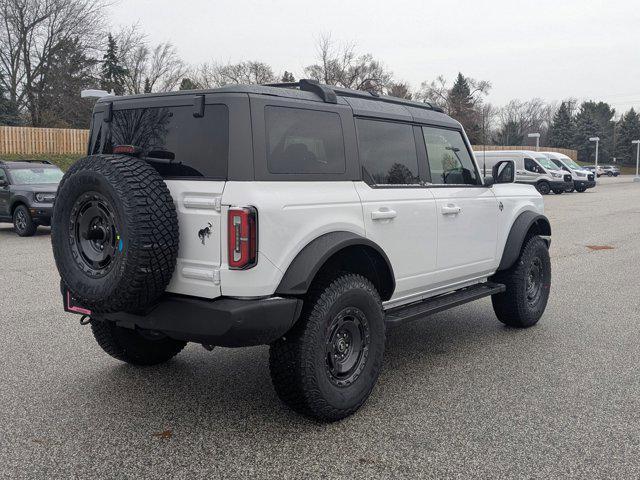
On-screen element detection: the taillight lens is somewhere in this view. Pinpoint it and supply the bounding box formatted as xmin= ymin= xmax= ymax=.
xmin=227 ymin=207 xmax=258 ymax=269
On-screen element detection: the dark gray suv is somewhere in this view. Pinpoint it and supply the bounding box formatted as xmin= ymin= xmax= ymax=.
xmin=0 ymin=160 xmax=63 ymax=236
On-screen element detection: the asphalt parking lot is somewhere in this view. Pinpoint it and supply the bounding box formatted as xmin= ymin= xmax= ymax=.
xmin=1 ymin=176 xmax=639 ymax=479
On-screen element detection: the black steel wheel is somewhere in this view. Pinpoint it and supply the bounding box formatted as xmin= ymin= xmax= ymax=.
xmin=491 ymin=235 xmax=551 ymax=328
xmin=536 ymin=181 xmax=551 ymax=195
xmin=269 ymin=273 xmax=385 ymax=422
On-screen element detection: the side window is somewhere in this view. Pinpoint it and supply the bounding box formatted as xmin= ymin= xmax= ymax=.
xmin=356 ymin=119 xmax=420 ymax=186
xmin=422 ymin=127 xmax=479 ymax=185
xmin=265 ymin=106 xmax=346 ymax=174
xmin=524 ymin=158 xmax=539 ymax=173
xmin=0 ymin=169 xmax=7 ymax=183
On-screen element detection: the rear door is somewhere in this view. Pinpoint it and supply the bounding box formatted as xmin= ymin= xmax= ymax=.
xmin=354 ymin=118 xmax=438 ymax=302
xmin=422 ymin=126 xmax=498 ymax=284
xmin=98 ymin=98 xmax=232 ymax=299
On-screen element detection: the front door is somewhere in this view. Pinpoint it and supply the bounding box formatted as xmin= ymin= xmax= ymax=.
xmin=422 ymin=126 xmax=498 ymax=285
xmin=0 ymin=168 xmax=10 ymax=218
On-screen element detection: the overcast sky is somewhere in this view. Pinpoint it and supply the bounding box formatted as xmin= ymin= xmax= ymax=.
xmin=109 ymin=0 xmax=640 ymax=115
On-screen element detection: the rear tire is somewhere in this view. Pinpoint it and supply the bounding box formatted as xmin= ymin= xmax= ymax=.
xmin=91 ymin=320 xmax=186 ymax=366
xmin=575 ymin=186 xmax=587 ymax=193
xmin=536 ymin=181 xmax=551 ymax=195
xmin=491 ymin=236 xmax=551 ymax=328
xmin=269 ymin=273 xmax=385 ymax=422
xmin=552 ymin=188 xmax=564 ymax=195
xmin=566 ymin=187 xmax=575 ymax=193
xmin=13 ymin=205 xmax=37 ymax=237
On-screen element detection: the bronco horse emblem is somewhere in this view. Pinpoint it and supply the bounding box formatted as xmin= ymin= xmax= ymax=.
xmin=198 ymin=222 xmax=213 ymax=245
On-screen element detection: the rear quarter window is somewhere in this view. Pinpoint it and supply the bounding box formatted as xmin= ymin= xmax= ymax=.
xmin=265 ymin=106 xmax=346 ymax=174
xmin=100 ymin=104 xmax=229 ymax=179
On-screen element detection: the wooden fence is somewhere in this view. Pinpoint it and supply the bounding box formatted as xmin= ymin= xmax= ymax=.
xmin=472 ymin=145 xmax=578 ymax=161
xmin=0 ymin=126 xmax=89 ymax=155
xmin=0 ymin=126 xmax=579 ymax=161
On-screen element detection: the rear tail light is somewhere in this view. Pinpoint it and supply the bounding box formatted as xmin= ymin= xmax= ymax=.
xmin=227 ymin=207 xmax=258 ymax=269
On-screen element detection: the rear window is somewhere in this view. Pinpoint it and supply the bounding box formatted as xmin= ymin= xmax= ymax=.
xmin=265 ymin=106 xmax=346 ymax=174
xmin=356 ymin=119 xmax=420 ymax=186
xmin=100 ymin=104 xmax=229 ymax=179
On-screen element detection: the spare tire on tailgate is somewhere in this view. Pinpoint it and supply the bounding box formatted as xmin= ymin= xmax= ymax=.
xmin=51 ymin=154 xmax=179 ymax=313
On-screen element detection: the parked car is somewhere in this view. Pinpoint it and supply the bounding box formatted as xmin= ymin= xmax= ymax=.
xmin=474 ymin=149 xmax=573 ymax=194
xmin=51 ymin=81 xmax=552 ymax=421
xmin=0 ymin=159 xmax=63 ymax=236
xmin=540 ymin=152 xmax=596 ymax=192
xmin=584 ymin=165 xmax=605 ymax=177
xmin=600 ymin=165 xmax=620 ymax=176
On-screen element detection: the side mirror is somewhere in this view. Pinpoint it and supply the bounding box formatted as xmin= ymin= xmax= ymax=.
xmin=492 ymin=160 xmax=515 ymax=184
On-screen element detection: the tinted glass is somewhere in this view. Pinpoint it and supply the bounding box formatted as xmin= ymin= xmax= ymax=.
xmin=423 ymin=127 xmax=479 ymax=185
xmin=356 ymin=119 xmax=420 ymax=185
xmin=524 ymin=158 xmax=538 ymax=172
xmin=265 ymin=106 xmax=346 ymax=174
xmin=102 ymin=105 xmax=229 ymax=179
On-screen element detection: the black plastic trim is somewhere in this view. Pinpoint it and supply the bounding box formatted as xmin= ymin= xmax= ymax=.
xmin=497 ymin=211 xmax=551 ymax=271
xmin=275 ymin=231 xmax=396 ymax=300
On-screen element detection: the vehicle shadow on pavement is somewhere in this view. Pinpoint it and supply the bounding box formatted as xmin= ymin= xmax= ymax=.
xmin=0 ymin=223 xmax=51 ymax=237
xmin=65 ymin=302 xmax=533 ymax=431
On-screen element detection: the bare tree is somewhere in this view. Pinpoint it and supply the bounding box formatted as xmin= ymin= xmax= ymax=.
xmin=416 ymin=75 xmax=491 ymax=114
xmin=496 ymin=98 xmax=555 ymax=145
xmin=386 ymin=82 xmax=412 ymax=99
xmin=116 ymin=24 xmax=187 ymax=94
xmin=0 ymin=0 xmax=106 ymax=125
xmin=304 ymin=34 xmax=393 ymax=93
xmin=194 ymin=60 xmax=276 ymax=88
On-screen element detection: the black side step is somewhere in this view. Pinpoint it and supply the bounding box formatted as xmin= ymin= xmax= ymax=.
xmin=384 ymin=282 xmax=506 ymax=328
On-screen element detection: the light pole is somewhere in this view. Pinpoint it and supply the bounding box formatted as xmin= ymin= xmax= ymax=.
xmin=589 ymin=137 xmax=600 ymax=177
xmin=528 ymin=133 xmax=540 ymax=151
xmin=633 ymin=140 xmax=640 ymax=183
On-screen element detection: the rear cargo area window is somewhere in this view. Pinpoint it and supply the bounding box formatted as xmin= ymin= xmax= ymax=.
xmin=101 ymin=105 xmax=229 ymax=179
xmin=265 ymin=106 xmax=346 ymax=174
xmin=356 ymin=119 xmax=420 ymax=186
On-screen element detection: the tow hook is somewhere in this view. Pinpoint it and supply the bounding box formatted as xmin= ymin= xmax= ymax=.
xmin=80 ymin=315 xmax=92 ymax=326
xmin=201 ymin=344 xmax=215 ymax=351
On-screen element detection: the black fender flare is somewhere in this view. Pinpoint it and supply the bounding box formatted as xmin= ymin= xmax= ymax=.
xmin=497 ymin=211 xmax=551 ymax=271
xmin=9 ymin=196 xmax=30 ymax=216
xmin=275 ymin=231 xmax=395 ymax=300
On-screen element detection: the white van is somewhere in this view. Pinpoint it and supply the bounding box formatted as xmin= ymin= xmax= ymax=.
xmin=540 ymin=152 xmax=596 ymax=192
xmin=474 ymin=150 xmax=573 ymax=195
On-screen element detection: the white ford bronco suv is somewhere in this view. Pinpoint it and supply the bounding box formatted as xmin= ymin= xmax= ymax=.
xmin=51 ymin=80 xmax=551 ymax=421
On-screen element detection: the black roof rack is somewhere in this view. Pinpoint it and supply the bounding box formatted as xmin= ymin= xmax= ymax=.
xmin=264 ymin=79 xmax=444 ymax=113
xmin=0 ymin=159 xmax=53 ymax=165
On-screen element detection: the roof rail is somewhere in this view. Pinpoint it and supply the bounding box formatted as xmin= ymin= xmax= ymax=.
xmin=263 ymin=79 xmax=443 ymax=113
xmin=265 ymin=79 xmax=338 ymax=104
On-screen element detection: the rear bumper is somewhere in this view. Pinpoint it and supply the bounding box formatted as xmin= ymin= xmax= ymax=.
xmin=93 ymin=295 xmax=303 ymax=347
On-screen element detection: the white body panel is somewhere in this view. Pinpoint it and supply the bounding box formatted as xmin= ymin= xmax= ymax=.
xmin=540 ymin=152 xmax=592 ymax=182
xmin=475 ymin=150 xmax=565 ymax=185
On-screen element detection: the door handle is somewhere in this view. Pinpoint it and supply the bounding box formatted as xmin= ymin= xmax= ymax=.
xmin=371 ymin=209 xmax=397 ymax=220
xmin=441 ymin=204 xmax=462 ymax=215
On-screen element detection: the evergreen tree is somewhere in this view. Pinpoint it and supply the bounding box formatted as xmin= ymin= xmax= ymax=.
xmin=100 ymin=34 xmax=127 ymax=96
xmin=448 ymin=73 xmax=482 ymax=143
xmin=615 ymin=108 xmax=640 ymax=165
xmin=179 ymin=78 xmax=198 ymax=90
xmin=548 ymin=101 xmax=574 ymax=148
xmin=281 ymin=71 xmax=295 ymax=83
xmin=572 ymin=101 xmax=615 ymax=162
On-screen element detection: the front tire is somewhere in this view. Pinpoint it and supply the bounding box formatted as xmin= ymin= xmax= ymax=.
xmin=552 ymin=188 xmax=564 ymax=195
xmin=269 ymin=273 xmax=385 ymax=422
xmin=491 ymin=236 xmax=551 ymax=328
xmin=13 ymin=205 xmax=37 ymax=237
xmin=575 ymin=186 xmax=587 ymax=193
xmin=536 ymin=181 xmax=551 ymax=195
xmin=91 ymin=320 xmax=186 ymax=366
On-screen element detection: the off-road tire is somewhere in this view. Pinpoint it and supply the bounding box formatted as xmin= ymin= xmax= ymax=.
xmin=91 ymin=320 xmax=186 ymax=366
xmin=13 ymin=204 xmax=37 ymax=237
xmin=536 ymin=181 xmax=551 ymax=195
xmin=51 ymin=154 xmax=179 ymax=313
xmin=269 ymin=273 xmax=385 ymax=422
xmin=491 ymin=235 xmax=551 ymax=328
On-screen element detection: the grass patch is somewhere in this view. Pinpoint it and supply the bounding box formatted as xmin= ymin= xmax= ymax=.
xmin=1 ymin=153 xmax=81 ymax=172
